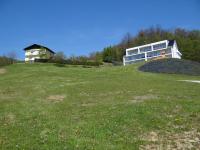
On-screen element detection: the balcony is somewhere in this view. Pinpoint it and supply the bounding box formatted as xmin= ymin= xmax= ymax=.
xmin=124 ymin=59 xmax=145 ymax=65
xmin=124 ymin=48 xmax=172 ymax=63
xmin=140 ymin=46 xmax=152 ymax=53
xmin=124 ymin=53 xmax=145 ymax=62
xmin=153 ymin=43 xmax=167 ymax=50
xmin=127 ymin=49 xmax=138 ymax=55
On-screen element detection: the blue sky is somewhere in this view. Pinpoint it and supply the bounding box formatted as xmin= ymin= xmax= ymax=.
xmin=0 ymin=0 xmax=199 ymax=59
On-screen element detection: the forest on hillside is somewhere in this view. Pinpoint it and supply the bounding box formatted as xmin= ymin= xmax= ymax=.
xmin=93 ymin=27 xmax=200 ymax=63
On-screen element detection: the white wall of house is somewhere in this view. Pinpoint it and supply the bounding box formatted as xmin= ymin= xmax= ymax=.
xmin=25 ymin=49 xmax=40 ymax=62
xmin=24 ymin=48 xmax=53 ymax=62
xmin=171 ymin=41 xmax=182 ymax=59
xmin=25 ymin=49 xmax=40 ymax=56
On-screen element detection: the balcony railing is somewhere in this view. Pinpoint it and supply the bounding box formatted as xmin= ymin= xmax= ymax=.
xmin=124 ymin=53 xmax=145 ymax=61
xmin=124 ymin=48 xmax=172 ymax=63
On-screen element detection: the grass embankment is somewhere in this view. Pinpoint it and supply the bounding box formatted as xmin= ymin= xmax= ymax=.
xmin=0 ymin=63 xmax=200 ymax=149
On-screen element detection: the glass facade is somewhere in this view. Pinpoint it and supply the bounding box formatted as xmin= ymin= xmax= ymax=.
xmin=127 ymin=49 xmax=138 ymax=55
xmin=153 ymin=43 xmax=167 ymax=50
xmin=147 ymin=50 xmax=161 ymax=58
xmin=140 ymin=46 xmax=152 ymax=53
xmin=147 ymin=48 xmax=171 ymax=58
xmin=124 ymin=48 xmax=172 ymax=63
xmin=124 ymin=53 xmax=145 ymax=61
xmin=125 ymin=59 xmax=145 ymax=65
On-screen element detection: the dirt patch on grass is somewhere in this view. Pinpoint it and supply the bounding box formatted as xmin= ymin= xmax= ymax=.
xmin=129 ymin=94 xmax=158 ymax=103
xmin=0 ymin=68 xmax=6 ymax=74
xmin=98 ymin=91 xmax=126 ymax=97
xmin=47 ymin=95 xmax=65 ymax=103
xmin=134 ymin=95 xmax=158 ymax=101
xmin=81 ymin=103 xmax=96 ymax=107
xmin=140 ymin=130 xmax=200 ymax=149
xmin=141 ymin=131 xmax=159 ymax=142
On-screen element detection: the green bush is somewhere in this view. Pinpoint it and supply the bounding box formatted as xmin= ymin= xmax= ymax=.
xmin=49 ymin=58 xmax=103 ymax=67
xmin=0 ymin=56 xmax=14 ymax=67
xmin=67 ymin=60 xmax=103 ymax=66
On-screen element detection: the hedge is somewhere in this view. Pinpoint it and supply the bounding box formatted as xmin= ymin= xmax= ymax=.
xmin=0 ymin=56 xmax=14 ymax=67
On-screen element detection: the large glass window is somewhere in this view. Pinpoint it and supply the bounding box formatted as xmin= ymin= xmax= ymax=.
xmin=125 ymin=59 xmax=145 ymax=65
xmin=125 ymin=53 xmax=145 ymax=61
xmin=127 ymin=49 xmax=138 ymax=55
xmin=147 ymin=51 xmax=161 ymax=58
xmin=140 ymin=46 xmax=152 ymax=53
xmin=153 ymin=43 xmax=166 ymax=50
xmin=147 ymin=48 xmax=171 ymax=58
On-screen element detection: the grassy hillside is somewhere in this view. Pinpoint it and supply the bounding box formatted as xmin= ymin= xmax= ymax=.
xmin=0 ymin=63 xmax=200 ymax=149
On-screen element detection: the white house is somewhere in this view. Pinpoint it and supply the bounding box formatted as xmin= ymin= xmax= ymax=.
xmin=123 ymin=40 xmax=182 ymax=66
xmin=24 ymin=44 xmax=55 ymax=63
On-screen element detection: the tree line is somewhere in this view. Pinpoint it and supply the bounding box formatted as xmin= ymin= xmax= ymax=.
xmin=48 ymin=52 xmax=103 ymax=67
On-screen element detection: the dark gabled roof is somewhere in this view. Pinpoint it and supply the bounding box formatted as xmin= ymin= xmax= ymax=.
xmin=168 ymin=40 xmax=175 ymax=47
xmin=24 ymin=44 xmax=55 ymax=54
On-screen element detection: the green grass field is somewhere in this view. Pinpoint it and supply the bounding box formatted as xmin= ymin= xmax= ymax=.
xmin=0 ymin=63 xmax=200 ymax=149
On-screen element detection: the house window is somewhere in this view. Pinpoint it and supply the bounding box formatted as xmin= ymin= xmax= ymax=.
xmin=140 ymin=46 xmax=152 ymax=53
xmin=125 ymin=53 xmax=145 ymax=61
xmin=153 ymin=43 xmax=166 ymax=50
xmin=128 ymin=49 xmax=138 ymax=55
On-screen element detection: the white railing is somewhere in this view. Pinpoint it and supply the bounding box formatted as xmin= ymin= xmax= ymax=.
xmin=126 ymin=47 xmax=170 ymax=57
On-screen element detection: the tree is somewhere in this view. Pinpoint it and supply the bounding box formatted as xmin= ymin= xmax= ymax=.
xmin=52 ymin=51 xmax=66 ymax=64
xmin=102 ymin=46 xmax=116 ymax=63
xmin=89 ymin=51 xmax=103 ymax=62
xmin=7 ymin=51 xmax=17 ymax=63
xmin=120 ymin=32 xmax=133 ymax=49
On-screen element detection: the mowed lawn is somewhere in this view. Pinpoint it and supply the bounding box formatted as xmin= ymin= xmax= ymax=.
xmin=0 ymin=63 xmax=200 ymax=150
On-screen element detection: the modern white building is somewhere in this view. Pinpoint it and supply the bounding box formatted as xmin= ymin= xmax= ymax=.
xmin=123 ymin=40 xmax=182 ymax=65
xmin=24 ymin=44 xmax=55 ymax=63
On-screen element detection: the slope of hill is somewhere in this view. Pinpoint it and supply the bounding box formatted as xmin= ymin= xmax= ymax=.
xmin=139 ymin=58 xmax=200 ymax=76
xmin=0 ymin=63 xmax=200 ymax=149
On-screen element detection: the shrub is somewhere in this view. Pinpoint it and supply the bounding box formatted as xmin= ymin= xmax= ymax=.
xmin=50 ymin=57 xmax=103 ymax=67
xmin=0 ymin=56 xmax=14 ymax=67
xmin=49 ymin=52 xmax=66 ymax=64
xmin=67 ymin=60 xmax=103 ymax=66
